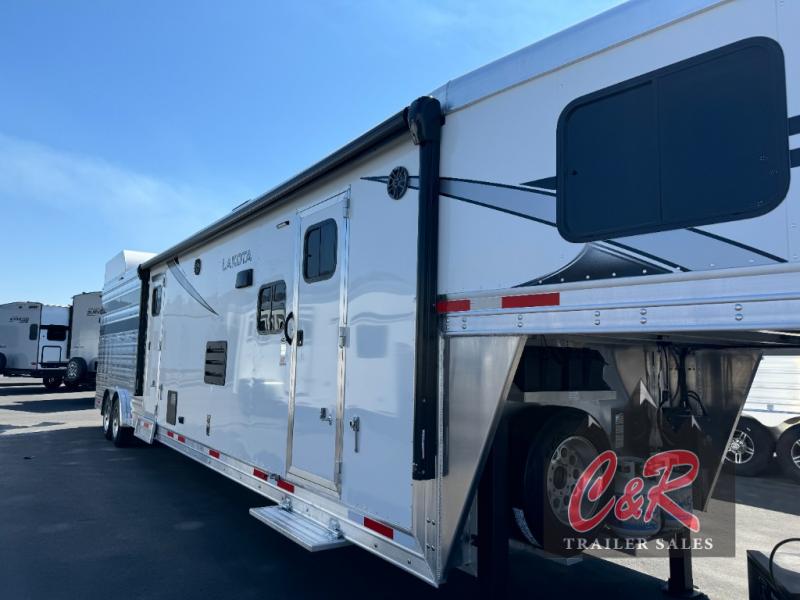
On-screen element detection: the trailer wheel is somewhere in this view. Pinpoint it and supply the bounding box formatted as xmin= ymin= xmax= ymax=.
xmin=102 ymin=396 xmax=113 ymax=440
xmin=43 ymin=376 xmax=63 ymax=391
xmin=725 ymin=417 xmax=772 ymax=477
xmin=65 ymin=357 xmax=87 ymax=384
xmin=515 ymin=409 xmax=611 ymax=556
xmin=776 ymin=426 xmax=800 ymax=484
xmin=110 ymin=398 xmax=132 ymax=448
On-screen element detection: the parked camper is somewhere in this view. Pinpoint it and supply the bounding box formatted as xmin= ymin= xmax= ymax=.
xmin=96 ymin=0 xmax=800 ymax=592
xmin=64 ymin=291 xmax=103 ymax=388
xmin=727 ymin=355 xmax=800 ymax=483
xmin=0 ymin=302 xmax=70 ymax=389
xmin=94 ymin=250 xmax=154 ymax=444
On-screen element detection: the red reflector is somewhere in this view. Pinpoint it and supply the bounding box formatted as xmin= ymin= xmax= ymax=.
xmin=209 ymin=449 xmax=220 ymax=459
xmin=435 ymin=299 xmax=470 ymax=313
xmin=501 ymin=292 xmax=560 ymax=309
xmin=167 ymin=431 xmax=174 ymax=438
xmin=363 ymin=517 xmax=394 ymax=540
xmin=253 ymin=468 xmax=269 ymax=481
xmin=277 ymin=479 xmax=295 ymax=493
xmin=177 ymin=435 xmax=186 ymax=443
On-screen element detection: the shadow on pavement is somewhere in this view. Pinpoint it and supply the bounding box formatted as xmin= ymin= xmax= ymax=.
xmin=0 ymin=421 xmax=63 ymax=434
xmin=0 ymin=426 xmax=672 ymax=600
xmin=734 ymin=473 xmax=800 ymax=516
xmin=1 ymin=397 xmax=95 ymax=413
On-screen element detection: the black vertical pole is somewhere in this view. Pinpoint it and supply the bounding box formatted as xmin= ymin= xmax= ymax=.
xmin=664 ymin=530 xmax=706 ymax=599
xmin=478 ymin=415 xmax=510 ymax=598
xmin=408 ymin=96 xmax=443 ymax=481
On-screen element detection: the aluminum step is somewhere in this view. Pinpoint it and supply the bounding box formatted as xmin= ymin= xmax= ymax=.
xmin=249 ymin=505 xmax=350 ymax=552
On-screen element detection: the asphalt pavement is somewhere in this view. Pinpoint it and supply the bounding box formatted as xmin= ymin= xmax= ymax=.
xmin=1 ymin=376 xmax=798 ymax=599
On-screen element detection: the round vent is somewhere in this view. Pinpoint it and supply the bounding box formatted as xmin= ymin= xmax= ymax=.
xmin=387 ymin=166 xmax=409 ymax=200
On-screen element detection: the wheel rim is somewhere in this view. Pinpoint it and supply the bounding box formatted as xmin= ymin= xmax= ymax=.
xmin=67 ymin=363 xmax=77 ymax=379
xmin=102 ymin=406 xmax=110 ymax=432
xmin=727 ymin=430 xmax=755 ymax=465
xmin=112 ymin=408 xmax=119 ymax=438
xmin=791 ymin=439 xmax=800 ymax=470
xmin=547 ymin=436 xmax=599 ymax=526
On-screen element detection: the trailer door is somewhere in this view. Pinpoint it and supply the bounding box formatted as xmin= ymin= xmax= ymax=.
xmin=288 ymin=191 xmax=349 ymax=492
xmin=144 ymin=274 xmax=166 ymax=417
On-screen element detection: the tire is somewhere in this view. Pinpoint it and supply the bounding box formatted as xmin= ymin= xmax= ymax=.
xmin=110 ymin=398 xmax=132 ymax=447
xmin=43 ymin=375 xmax=63 ymax=391
xmin=102 ymin=395 xmax=113 ymax=440
xmin=725 ymin=417 xmax=773 ymax=477
xmin=776 ymin=426 xmax=800 ymax=484
xmin=514 ymin=409 xmax=612 ymax=556
xmin=65 ymin=357 xmax=87 ymax=384
xmin=0 ymin=352 xmax=6 ymax=372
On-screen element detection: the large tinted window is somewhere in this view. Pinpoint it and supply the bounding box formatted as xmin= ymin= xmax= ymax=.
xmin=557 ymin=37 xmax=789 ymax=242
xmin=45 ymin=325 xmax=67 ymax=341
xmin=303 ymin=219 xmax=337 ymax=282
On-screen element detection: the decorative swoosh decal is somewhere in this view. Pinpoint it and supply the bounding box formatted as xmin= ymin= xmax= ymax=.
xmin=167 ymin=259 xmax=218 ymax=316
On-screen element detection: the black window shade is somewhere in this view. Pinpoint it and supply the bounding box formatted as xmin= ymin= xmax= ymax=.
xmin=557 ymin=37 xmax=789 ymax=242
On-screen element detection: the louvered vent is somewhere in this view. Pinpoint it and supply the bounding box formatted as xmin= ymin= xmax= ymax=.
xmin=204 ymin=341 xmax=227 ymax=386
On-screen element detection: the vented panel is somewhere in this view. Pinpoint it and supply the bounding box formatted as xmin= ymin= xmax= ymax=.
xmin=204 ymin=341 xmax=227 ymax=386
xmin=166 ymin=390 xmax=178 ymax=425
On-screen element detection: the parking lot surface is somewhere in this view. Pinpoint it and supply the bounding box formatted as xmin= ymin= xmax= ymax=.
xmin=1 ymin=377 xmax=798 ymax=599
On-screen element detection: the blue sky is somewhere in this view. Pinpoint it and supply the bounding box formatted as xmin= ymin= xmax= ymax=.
xmin=0 ymin=0 xmax=623 ymax=305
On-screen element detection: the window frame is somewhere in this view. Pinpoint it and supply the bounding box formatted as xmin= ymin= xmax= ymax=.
xmin=555 ymin=36 xmax=789 ymax=243
xmin=256 ymin=280 xmax=287 ymax=335
xmin=44 ymin=325 xmax=68 ymax=342
xmin=151 ymin=285 xmax=162 ymax=317
xmin=302 ymin=218 xmax=338 ymax=283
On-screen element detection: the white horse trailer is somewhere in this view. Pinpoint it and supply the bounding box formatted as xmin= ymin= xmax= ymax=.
xmin=0 ymin=301 xmax=70 ymax=389
xmin=96 ymin=0 xmax=800 ymax=592
xmin=727 ymin=354 xmax=800 ymax=482
xmin=63 ymin=291 xmax=104 ymax=388
xmin=95 ymin=250 xmax=155 ymax=440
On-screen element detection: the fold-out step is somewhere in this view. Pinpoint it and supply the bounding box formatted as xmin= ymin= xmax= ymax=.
xmin=249 ymin=505 xmax=350 ymax=552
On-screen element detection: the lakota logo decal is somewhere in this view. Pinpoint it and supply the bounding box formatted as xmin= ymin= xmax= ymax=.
xmin=568 ymin=449 xmax=700 ymax=533
xmin=222 ymin=250 xmax=252 ymax=271
xmin=9 ymin=316 xmax=30 ymax=323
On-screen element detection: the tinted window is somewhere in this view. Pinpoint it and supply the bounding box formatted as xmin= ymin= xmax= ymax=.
xmin=257 ymin=280 xmax=287 ymax=334
xmin=151 ymin=286 xmax=162 ymax=316
xmin=29 ymin=324 xmax=38 ymax=340
xmin=303 ymin=219 xmax=337 ymax=282
xmin=557 ymin=37 xmax=789 ymax=242
xmin=45 ymin=325 xmax=67 ymax=341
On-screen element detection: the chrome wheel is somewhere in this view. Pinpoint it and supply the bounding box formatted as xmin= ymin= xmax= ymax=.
xmin=102 ymin=404 xmax=110 ymax=433
xmin=792 ymin=439 xmax=800 ymax=470
xmin=112 ymin=405 xmax=120 ymax=439
xmin=547 ymin=435 xmax=598 ymax=526
xmin=727 ymin=430 xmax=755 ymax=465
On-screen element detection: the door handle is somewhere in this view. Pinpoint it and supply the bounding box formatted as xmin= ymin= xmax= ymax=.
xmin=319 ymin=407 xmax=333 ymax=425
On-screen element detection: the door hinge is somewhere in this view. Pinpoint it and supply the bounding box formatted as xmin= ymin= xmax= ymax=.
xmin=338 ymin=326 xmax=349 ymax=348
xmin=342 ymin=198 xmax=351 ymax=219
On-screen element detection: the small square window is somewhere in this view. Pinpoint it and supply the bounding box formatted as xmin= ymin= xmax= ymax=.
xmin=45 ymin=325 xmax=67 ymax=342
xmin=303 ymin=219 xmax=337 ymax=282
xmin=151 ymin=286 xmax=162 ymax=317
xmin=257 ymin=280 xmax=287 ymax=334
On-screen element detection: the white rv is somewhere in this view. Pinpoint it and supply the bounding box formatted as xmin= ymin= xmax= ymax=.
xmin=63 ymin=291 xmax=104 ymax=388
xmin=727 ymin=355 xmax=800 ymax=482
xmin=96 ymin=0 xmax=800 ymax=592
xmin=0 ymin=301 xmax=70 ymax=389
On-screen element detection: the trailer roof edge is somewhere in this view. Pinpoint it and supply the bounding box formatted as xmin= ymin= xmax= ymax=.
xmin=140 ymin=109 xmax=408 ymax=271
xmin=430 ymin=0 xmax=729 ymax=114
